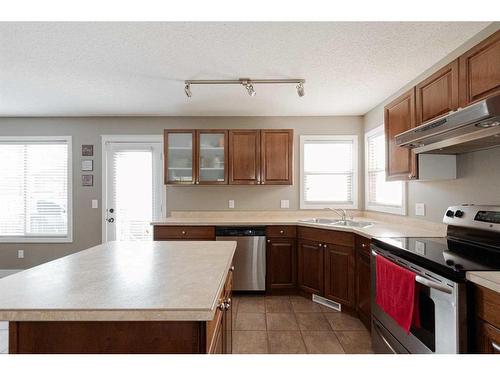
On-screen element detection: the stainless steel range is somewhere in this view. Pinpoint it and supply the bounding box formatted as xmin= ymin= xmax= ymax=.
xmin=371 ymin=205 xmax=500 ymax=354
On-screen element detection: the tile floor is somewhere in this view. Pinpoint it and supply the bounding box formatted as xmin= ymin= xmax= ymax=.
xmin=232 ymin=294 xmax=373 ymax=354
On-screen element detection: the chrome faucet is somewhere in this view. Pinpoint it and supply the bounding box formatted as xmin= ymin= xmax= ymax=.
xmin=325 ymin=208 xmax=348 ymax=221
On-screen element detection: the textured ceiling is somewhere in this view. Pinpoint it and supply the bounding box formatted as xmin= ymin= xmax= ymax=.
xmin=0 ymin=22 xmax=491 ymax=117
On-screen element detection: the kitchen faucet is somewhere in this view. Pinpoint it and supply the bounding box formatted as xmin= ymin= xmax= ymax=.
xmin=325 ymin=207 xmax=349 ymax=221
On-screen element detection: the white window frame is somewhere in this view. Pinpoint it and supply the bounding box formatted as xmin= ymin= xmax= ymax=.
xmin=300 ymin=135 xmax=359 ymax=210
xmin=0 ymin=136 xmax=73 ymax=243
xmin=364 ymin=125 xmax=407 ymax=215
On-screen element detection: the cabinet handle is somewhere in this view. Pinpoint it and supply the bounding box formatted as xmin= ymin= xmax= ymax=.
xmin=318 ymin=243 xmax=322 ymax=247
xmin=229 ymin=266 xmax=235 ymax=272
xmin=267 ymin=239 xmax=271 ymax=243
xmin=181 ymin=230 xmax=186 ymax=235
xmin=323 ymin=244 xmax=327 ymax=248
xmin=195 ymin=181 xmax=199 ymax=185
xmin=279 ymin=230 xmax=284 ymax=234
xmin=361 ymin=243 xmax=367 ymax=248
xmin=218 ymin=301 xmax=226 ymax=311
xmin=492 ymin=341 xmax=500 ymax=353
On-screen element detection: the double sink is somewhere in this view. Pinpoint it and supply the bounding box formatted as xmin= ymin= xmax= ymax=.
xmin=299 ymin=217 xmax=373 ymax=228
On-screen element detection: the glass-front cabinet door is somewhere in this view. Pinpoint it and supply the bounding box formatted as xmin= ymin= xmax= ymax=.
xmin=164 ymin=130 xmax=196 ymax=184
xmin=197 ymin=130 xmax=228 ymax=184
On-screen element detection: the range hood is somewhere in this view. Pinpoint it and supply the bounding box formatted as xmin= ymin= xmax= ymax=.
xmin=395 ymin=94 xmax=500 ymax=155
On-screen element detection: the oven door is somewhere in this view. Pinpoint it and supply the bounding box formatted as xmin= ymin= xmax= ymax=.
xmin=370 ymin=245 xmax=466 ymax=354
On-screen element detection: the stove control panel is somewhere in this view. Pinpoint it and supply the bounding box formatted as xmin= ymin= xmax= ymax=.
xmin=443 ymin=205 xmax=500 ymax=232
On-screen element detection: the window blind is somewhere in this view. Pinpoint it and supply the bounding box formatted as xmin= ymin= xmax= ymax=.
xmin=302 ymin=139 xmax=355 ymax=205
xmin=0 ymin=140 xmax=70 ymax=240
xmin=366 ymin=131 xmax=403 ymax=208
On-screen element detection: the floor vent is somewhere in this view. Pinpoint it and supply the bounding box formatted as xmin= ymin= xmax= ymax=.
xmin=312 ymin=294 xmax=341 ymax=312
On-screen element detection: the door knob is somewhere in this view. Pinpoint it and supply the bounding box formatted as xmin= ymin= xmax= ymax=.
xmin=106 ymin=218 xmax=114 ymax=223
xmin=108 ymin=208 xmax=114 ymax=213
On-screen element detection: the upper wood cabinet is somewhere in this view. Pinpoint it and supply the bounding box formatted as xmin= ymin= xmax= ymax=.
xmin=228 ymin=130 xmax=261 ymax=185
xmin=260 ymin=129 xmax=293 ymax=185
xmin=459 ymin=30 xmax=500 ymax=107
xmin=416 ymin=60 xmax=459 ymax=125
xmin=164 ymin=130 xmax=196 ymax=185
xmin=197 ymin=130 xmax=228 ymax=185
xmin=384 ymin=88 xmax=417 ymax=181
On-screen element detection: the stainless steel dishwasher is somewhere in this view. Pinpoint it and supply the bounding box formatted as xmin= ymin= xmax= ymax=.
xmin=216 ymin=226 xmax=266 ymax=291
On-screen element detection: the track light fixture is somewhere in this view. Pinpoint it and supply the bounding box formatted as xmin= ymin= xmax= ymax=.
xmin=184 ymin=84 xmax=192 ymax=98
xmin=296 ymin=82 xmax=305 ymax=97
xmin=183 ymin=78 xmax=305 ymax=98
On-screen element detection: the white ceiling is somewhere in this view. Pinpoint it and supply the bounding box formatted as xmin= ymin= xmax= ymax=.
xmin=0 ymin=22 xmax=491 ymax=117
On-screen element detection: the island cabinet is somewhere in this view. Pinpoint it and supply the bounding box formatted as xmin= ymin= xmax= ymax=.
xmin=207 ymin=267 xmax=233 ymax=354
xmin=228 ymin=129 xmax=293 ymax=185
xmin=459 ymin=30 xmax=500 ymax=107
xmin=471 ymin=284 xmax=500 ymax=354
xmin=355 ymin=235 xmax=371 ymax=330
xmin=297 ymin=227 xmax=356 ymax=309
xmin=153 ymin=225 xmax=216 ymax=241
xmin=265 ymin=226 xmax=297 ymax=294
xmin=384 ymin=88 xmax=418 ymax=181
xmin=415 ymin=59 xmax=459 ymax=125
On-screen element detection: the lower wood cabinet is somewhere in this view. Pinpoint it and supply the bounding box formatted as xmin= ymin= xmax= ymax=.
xmin=297 ymin=239 xmax=324 ymax=296
xmin=471 ymin=283 xmax=500 ymax=354
xmin=324 ymin=243 xmax=355 ymax=308
xmin=475 ymin=319 xmax=500 ymax=354
xmin=207 ymin=268 xmax=232 ymax=354
xmin=355 ymin=235 xmax=371 ymax=329
xmin=266 ymin=237 xmax=297 ymax=292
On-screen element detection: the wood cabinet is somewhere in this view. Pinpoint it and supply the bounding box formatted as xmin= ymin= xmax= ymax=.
xmin=355 ymin=235 xmax=371 ymax=330
xmin=207 ymin=268 xmax=233 ymax=354
xmin=459 ymin=30 xmax=500 ymax=107
xmin=384 ymin=88 xmax=417 ymax=181
xmin=416 ymin=60 xmax=459 ymax=125
xmin=297 ymin=239 xmax=324 ymax=296
xmin=153 ymin=226 xmax=216 ymax=241
xmin=471 ymin=283 xmax=500 ymax=354
xmin=266 ymin=226 xmax=297 ymax=293
xmin=164 ymin=129 xmax=228 ymax=185
xmin=324 ymin=243 xmax=355 ymax=308
xmin=228 ymin=130 xmax=261 ymax=185
xmin=260 ymin=129 xmax=293 ymax=185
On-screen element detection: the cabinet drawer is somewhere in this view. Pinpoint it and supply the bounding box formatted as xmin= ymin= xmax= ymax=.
xmin=355 ymin=235 xmax=371 ymax=256
xmin=298 ymin=227 xmax=354 ymax=247
xmin=473 ymin=284 xmax=500 ymax=329
xmin=153 ymin=226 xmax=215 ymax=240
xmin=266 ymin=225 xmax=297 ymax=238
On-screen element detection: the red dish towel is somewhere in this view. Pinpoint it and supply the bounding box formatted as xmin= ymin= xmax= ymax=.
xmin=376 ymin=255 xmax=420 ymax=334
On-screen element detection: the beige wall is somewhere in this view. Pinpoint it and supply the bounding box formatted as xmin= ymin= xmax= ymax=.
xmin=363 ymin=22 xmax=500 ymax=222
xmin=0 ymin=116 xmax=363 ymax=268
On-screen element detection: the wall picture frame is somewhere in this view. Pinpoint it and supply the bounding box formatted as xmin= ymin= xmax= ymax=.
xmin=82 ymin=144 xmax=94 ymax=156
xmin=81 ymin=160 xmax=93 ymax=171
xmin=82 ymin=174 xmax=93 ymax=187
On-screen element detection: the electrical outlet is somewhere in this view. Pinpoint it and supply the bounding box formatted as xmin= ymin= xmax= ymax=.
xmin=228 ymin=200 xmax=235 ymax=209
xmin=17 ymin=250 xmax=24 ymax=259
xmin=280 ymin=200 xmax=290 ymax=209
xmin=415 ymin=203 xmax=425 ymax=216
xmin=92 ymin=199 xmax=99 ymax=209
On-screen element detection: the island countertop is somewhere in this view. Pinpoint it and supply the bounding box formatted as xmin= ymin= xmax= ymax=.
xmin=0 ymin=241 xmax=236 ymax=322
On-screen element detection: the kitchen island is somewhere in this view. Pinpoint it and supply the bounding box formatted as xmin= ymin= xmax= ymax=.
xmin=0 ymin=241 xmax=236 ymax=354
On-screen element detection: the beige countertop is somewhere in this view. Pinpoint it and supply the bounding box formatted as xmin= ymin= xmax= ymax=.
xmin=151 ymin=211 xmax=447 ymax=239
xmin=466 ymin=271 xmax=500 ymax=293
xmin=0 ymin=241 xmax=236 ymax=322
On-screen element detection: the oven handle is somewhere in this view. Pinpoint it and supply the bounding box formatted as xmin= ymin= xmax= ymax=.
xmin=371 ymin=250 xmax=453 ymax=295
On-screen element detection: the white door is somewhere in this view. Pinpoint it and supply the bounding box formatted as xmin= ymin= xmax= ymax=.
xmin=103 ymin=140 xmax=163 ymax=242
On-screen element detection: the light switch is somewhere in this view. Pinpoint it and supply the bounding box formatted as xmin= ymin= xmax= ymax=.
xmin=228 ymin=200 xmax=235 ymax=209
xmin=92 ymin=199 xmax=99 ymax=209
xmin=280 ymin=200 xmax=290 ymax=209
xmin=18 ymin=250 xmax=24 ymax=259
xmin=415 ymin=203 xmax=425 ymax=216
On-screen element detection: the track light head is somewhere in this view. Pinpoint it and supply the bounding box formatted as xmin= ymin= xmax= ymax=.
xmin=245 ymin=83 xmax=256 ymax=97
xmin=184 ymin=84 xmax=192 ymax=98
xmin=296 ymin=82 xmax=305 ymax=97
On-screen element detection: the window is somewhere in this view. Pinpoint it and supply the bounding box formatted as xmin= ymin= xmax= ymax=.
xmin=300 ymin=135 xmax=358 ymax=209
xmin=0 ymin=136 xmax=72 ymax=242
xmin=365 ymin=126 xmax=406 ymax=215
